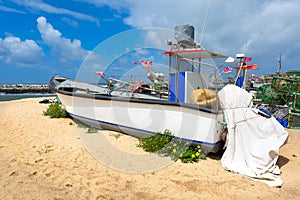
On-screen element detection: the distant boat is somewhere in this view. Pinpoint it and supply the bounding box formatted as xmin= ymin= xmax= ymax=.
xmin=49 ymin=25 xmax=228 ymax=153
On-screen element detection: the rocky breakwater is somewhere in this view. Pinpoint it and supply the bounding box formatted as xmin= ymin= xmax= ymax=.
xmin=0 ymin=84 xmax=52 ymax=94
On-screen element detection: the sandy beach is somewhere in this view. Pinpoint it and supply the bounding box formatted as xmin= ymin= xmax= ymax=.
xmin=0 ymin=98 xmax=300 ymax=200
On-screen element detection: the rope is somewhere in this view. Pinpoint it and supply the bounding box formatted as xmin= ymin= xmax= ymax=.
xmin=180 ymin=57 xmax=216 ymax=69
xmin=222 ymin=106 xmax=252 ymax=110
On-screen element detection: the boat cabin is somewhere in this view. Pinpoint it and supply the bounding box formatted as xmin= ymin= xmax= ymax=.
xmin=164 ymin=49 xmax=226 ymax=109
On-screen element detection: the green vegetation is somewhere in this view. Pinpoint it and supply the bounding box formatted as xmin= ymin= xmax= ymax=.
xmin=77 ymin=124 xmax=87 ymax=129
xmin=43 ymin=103 xmax=68 ymax=118
xmin=87 ymin=127 xmax=98 ymax=133
xmin=138 ymin=129 xmax=173 ymax=152
xmin=137 ymin=130 xmax=206 ymax=163
xmin=77 ymin=123 xmax=98 ymax=134
xmin=109 ymin=132 xmax=122 ymax=139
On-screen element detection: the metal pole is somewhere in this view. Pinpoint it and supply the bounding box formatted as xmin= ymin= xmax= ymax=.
xmin=168 ymin=54 xmax=171 ymax=100
xmin=234 ymin=58 xmax=243 ymax=85
xmin=175 ymin=55 xmax=179 ymax=102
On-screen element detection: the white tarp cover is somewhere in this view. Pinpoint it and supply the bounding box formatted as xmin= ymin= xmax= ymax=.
xmin=218 ymin=85 xmax=289 ymax=187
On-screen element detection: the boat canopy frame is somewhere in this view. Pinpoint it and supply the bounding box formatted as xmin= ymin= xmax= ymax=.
xmin=164 ymin=48 xmax=227 ymax=102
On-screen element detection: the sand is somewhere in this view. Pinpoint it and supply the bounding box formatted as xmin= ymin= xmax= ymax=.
xmin=0 ymin=98 xmax=299 ymax=200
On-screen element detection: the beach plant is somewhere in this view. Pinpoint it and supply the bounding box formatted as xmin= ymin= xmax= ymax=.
xmin=137 ymin=129 xmax=173 ymax=152
xmin=77 ymin=123 xmax=87 ymax=129
xmin=137 ymin=130 xmax=206 ymax=163
xmin=109 ymin=132 xmax=122 ymax=139
xmin=76 ymin=123 xmax=98 ymax=133
xmin=43 ymin=102 xmax=68 ymax=118
xmin=87 ymin=127 xmax=98 ymax=133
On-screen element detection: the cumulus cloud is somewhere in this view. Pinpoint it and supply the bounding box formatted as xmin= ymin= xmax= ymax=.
xmin=80 ymin=0 xmax=204 ymax=28
xmin=3 ymin=0 xmax=298 ymax=72
xmin=37 ymin=16 xmax=90 ymax=63
xmin=0 ymin=35 xmax=44 ymax=67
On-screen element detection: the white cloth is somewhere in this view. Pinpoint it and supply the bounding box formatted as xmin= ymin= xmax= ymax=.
xmin=218 ymin=85 xmax=289 ymax=187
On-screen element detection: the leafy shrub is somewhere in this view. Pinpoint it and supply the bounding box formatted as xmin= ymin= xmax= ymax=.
xmin=137 ymin=129 xmax=173 ymax=152
xmin=137 ymin=130 xmax=206 ymax=163
xmin=43 ymin=103 xmax=68 ymax=118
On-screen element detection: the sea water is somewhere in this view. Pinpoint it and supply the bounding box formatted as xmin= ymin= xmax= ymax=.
xmin=0 ymin=93 xmax=55 ymax=102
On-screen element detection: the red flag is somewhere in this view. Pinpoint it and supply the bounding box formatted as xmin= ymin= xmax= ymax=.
xmin=223 ymin=66 xmax=232 ymax=73
xmin=140 ymin=60 xmax=151 ymax=69
xmin=243 ymin=57 xmax=252 ymax=63
xmin=133 ymin=61 xmax=138 ymax=65
xmin=246 ymin=64 xmax=258 ymax=71
xmin=94 ymin=71 xmax=105 ymax=77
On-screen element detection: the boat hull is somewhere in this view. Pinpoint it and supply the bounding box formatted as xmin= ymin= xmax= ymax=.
xmin=56 ymin=91 xmax=224 ymax=153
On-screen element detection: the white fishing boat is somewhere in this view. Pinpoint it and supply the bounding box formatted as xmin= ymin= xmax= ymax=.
xmin=49 ymin=25 xmax=228 ymax=153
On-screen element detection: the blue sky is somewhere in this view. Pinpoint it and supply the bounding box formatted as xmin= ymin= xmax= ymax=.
xmin=0 ymin=0 xmax=299 ymax=83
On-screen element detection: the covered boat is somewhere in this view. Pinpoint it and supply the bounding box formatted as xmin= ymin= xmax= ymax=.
xmin=218 ymin=84 xmax=289 ymax=187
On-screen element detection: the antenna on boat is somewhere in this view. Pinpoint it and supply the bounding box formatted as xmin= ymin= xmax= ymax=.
xmin=199 ymin=0 xmax=211 ymax=47
xmin=278 ymin=53 xmax=282 ymax=73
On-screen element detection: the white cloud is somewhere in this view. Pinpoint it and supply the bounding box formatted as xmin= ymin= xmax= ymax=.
xmin=11 ymin=0 xmax=99 ymax=25
xmin=80 ymin=0 xmax=205 ymax=29
xmin=144 ymin=31 xmax=164 ymax=48
xmin=102 ymin=0 xmax=300 ymax=73
xmin=0 ymin=35 xmax=44 ymax=67
xmin=125 ymin=0 xmax=205 ymax=28
xmin=0 ymin=5 xmax=26 ymax=14
xmin=76 ymin=0 xmax=128 ymax=10
xmin=3 ymin=0 xmax=297 ymax=73
xmin=62 ymin=17 xmax=79 ymax=28
xmin=37 ymin=16 xmax=90 ymax=63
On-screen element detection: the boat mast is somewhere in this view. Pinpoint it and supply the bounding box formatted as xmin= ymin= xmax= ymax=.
xmin=199 ymin=0 xmax=211 ymax=47
xmin=278 ymin=53 xmax=282 ymax=73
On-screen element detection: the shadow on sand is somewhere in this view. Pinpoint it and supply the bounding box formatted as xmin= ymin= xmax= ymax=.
xmin=207 ymin=150 xmax=290 ymax=168
xmin=277 ymin=155 xmax=290 ymax=168
xmin=207 ymin=149 xmax=225 ymax=160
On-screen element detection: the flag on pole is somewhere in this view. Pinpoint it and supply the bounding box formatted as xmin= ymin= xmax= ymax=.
xmin=225 ymin=57 xmax=235 ymax=63
xmin=246 ymin=64 xmax=258 ymax=71
xmin=223 ymin=66 xmax=232 ymax=73
xmin=139 ymin=59 xmax=152 ymax=69
xmin=94 ymin=71 xmax=105 ymax=77
xmin=243 ymin=57 xmax=252 ymax=63
xmin=242 ymin=63 xmax=248 ymax=69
